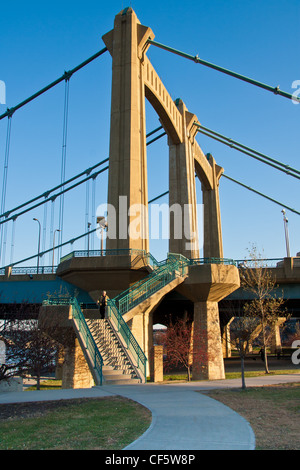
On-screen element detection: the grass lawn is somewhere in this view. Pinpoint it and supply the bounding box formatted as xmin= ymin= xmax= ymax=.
xmin=205 ymin=383 xmax=300 ymax=450
xmin=0 ymin=396 xmax=151 ymax=450
xmin=225 ymin=369 xmax=299 ymax=380
xmin=163 ymin=369 xmax=300 ymax=382
xmin=25 ymin=379 xmax=62 ymax=391
xmin=4 ymin=368 xmax=300 ymax=450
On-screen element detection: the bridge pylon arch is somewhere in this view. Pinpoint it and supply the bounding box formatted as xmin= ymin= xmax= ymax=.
xmin=103 ymin=7 xmax=223 ymax=259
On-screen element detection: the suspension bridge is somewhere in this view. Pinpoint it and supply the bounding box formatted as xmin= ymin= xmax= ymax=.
xmin=0 ymin=8 xmax=299 ymax=387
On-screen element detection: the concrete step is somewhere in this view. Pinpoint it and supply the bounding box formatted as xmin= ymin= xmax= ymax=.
xmin=102 ymin=368 xmax=127 ymax=376
xmin=85 ymin=318 xmax=142 ymax=384
xmin=103 ymin=377 xmax=141 ymax=385
xmin=103 ymin=372 xmax=133 ymax=381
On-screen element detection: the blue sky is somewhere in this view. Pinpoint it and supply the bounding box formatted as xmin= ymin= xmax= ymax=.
xmin=0 ymin=0 xmax=299 ymax=266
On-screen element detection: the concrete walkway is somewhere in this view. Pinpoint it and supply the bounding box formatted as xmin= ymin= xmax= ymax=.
xmin=0 ymin=374 xmax=299 ymax=450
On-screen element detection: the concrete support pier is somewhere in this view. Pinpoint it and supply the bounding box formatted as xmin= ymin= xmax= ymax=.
xmin=177 ymin=263 xmax=240 ymax=380
xmin=193 ymin=301 xmax=225 ymax=380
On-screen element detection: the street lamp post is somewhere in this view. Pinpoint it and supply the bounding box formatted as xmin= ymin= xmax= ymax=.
xmin=281 ymin=209 xmax=291 ymax=258
xmin=33 ymin=218 xmax=41 ymax=273
xmin=52 ymin=229 xmax=61 ymax=273
xmin=97 ymin=216 xmax=107 ymax=255
xmin=87 ymin=222 xmax=91 ymax=256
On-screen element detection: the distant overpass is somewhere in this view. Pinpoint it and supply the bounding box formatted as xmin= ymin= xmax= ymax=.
xmin=221 ymin=255 xmax=300 ymax=318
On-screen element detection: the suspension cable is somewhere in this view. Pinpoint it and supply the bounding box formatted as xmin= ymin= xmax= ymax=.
xmin=0 ymin=166 xmax=109 ymax=226
xmin=146 ymin=126 xmax=164 ymax=138
xmin=195 ymin=123 xmax=300 ymax=177
xmin=42 ymin=196 xmax=48 ymax=267
xmin=4 ymin=226 xmax=99 ymax=268
xmin=146 ymin=132 xmax=167 ymax=146
xmin=91 ymin=175 xmax=96 ymax=250
xmin=85 ymin=179 xmax=90 ymax=250
xmin=148 ymin=191 xmax=169 ymax=204
xmin=0 ymin=47 xmax=108 ymax=122
xmin=0 ymin=116 xmax=13 ymax=263
xmin=58 ymin=77 xmax=70 ymax=260
xmin=147 ymin=39 xmax=300 ymax=103
xmin=0 ymin=157 xmax=109 ymax=219
xmin=194 ymin=123 xmax=300 ymax=180
xmin=222 ymin=174 xmax=300 ymax=216
xmin=4 ymin=188 xmax=170 ymax=268
xmin=4 ymin=123 xmax=299 ymax=269
xmin=5 ymin=169 xmax=299 ymax=269
xmin=0 ymin=124 xmax=162 ymax=227
xmin=48 ymin=197 xmax=56 ymax=266
xmin=9 ymin=217 xmax=16 ymax=265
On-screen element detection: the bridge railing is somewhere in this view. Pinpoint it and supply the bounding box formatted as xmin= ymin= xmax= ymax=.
xmin=188 ymin=257 xmax=237 ymax=266
xmin=0 ymin=257 xmax=287 ymax=276
xmin=107 ymin=299 xmax=147 ymax=382
xmin=0 ymin=266 xmax=58 ymax=275
xmin=235 ymin=258 xmax=284 ymax=268
xmin=60 ymin=248 xmax=146 ymax=263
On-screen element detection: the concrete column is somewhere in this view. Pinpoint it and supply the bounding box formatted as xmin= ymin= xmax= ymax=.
xmin=55 ymin=347 xmax=64 ymax=380
xmin=200 ymin=154 xmax=224 ymax=259
xmin=62 ymin=337 xmax=94 ymax=389
xmin=271 ymin=318 xmax=285 ymax=354
xmin=192 ymin=301 xmax=225 ymax=380
xmin=128 ymin=308 xmax=153 ymax=377
xmin=38 ymin=305 xmax=94 ymax=388
xmin=150 ymin=345 xmax=164 ymax=382
xmin=102 ymin=8 xmax=154 ymax=252
xmin=169 ymin=101 xmax=199 ymax=259
xmin=222 ymin=317 xmax=234 ymax=358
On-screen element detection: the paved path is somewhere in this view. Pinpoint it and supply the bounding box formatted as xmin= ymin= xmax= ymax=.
xmin=0 ymin=374 xmax=299 ymax=450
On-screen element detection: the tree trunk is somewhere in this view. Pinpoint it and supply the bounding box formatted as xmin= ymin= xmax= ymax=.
xmin=36 ymin=369 xmax=41 ymax=390
xmin=187 ymin=366 xmax=191 ymax=382
xmin=261 ymin=321 xmax=270 ymax=374
xmin=241 ymin=355 xmax=246 ymax=389
xmin=263 ymin=346 xmax=270 ymax=374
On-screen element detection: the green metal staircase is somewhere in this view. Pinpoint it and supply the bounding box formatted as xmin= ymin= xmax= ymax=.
xmin=43 ymin=252 xmax=190 ymax=385
xmin=85 ymin=318 xmax=142 ymax=384
xmin=44 ymin=252 xmax=236 ymax=385
xmin=111 ymin=253 xmax=189 ymax=317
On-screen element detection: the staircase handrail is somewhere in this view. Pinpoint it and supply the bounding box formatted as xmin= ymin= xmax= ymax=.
xmin=72 ymin=297 xmax=104 ymax=385
xmin=107 ymin=299 xmax=147 ymax=382
xmin=42 ymin=297 xmax=103 ymax=385
xmin=114 ymin=257 xmax=186 ymax=315
xmin=113 ymin=254 xmax=184 ymax=304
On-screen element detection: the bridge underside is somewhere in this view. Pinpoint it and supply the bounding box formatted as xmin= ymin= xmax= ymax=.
xmin=0 ymin=255 xmax=299 ymax=386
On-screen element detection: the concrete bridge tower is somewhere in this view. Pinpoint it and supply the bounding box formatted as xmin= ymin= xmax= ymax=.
xmin=101 ymin=8 xmax=238 ymax=381
xmin=102 ymin=7 xmax=224 ymax=260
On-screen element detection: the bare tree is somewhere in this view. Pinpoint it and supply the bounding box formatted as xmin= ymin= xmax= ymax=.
xmin=0 ymin=302 xmax=61 ymax=389
xmin=162 ymin=317 xmax=193 ymax=381
xmin=24 ymin=321 xmax=58 ymax=390
xmin=222 ymin=299 xmax=259 ymax=389
xmin=0 ymin=301 xmax=39 ymax=382
xmin=240 ymin=246 xmax=287 ymax=374
xmin=163 ymin=316 xmax=209 ymax=381
xmin=0 ymin=319 xmax=32 ymax=382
